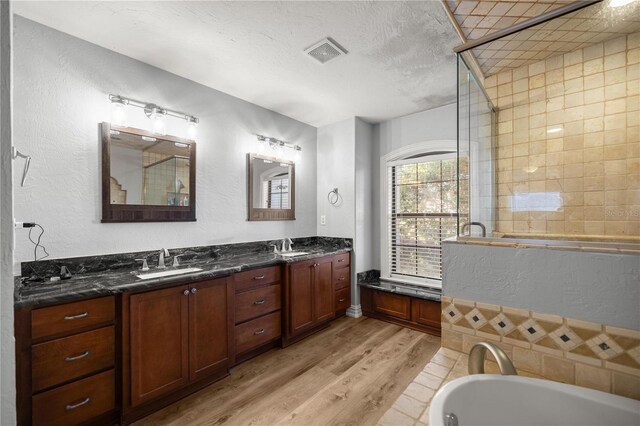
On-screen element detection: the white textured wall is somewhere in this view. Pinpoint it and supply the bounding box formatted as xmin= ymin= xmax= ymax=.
xmin=355 ymin=118 xmax=374 ymax=273
xmin=316 ymin=118 xmax=355 ymax=239
xmin=0 ymin=2 xmax=16 ymax=423
xmin=372 ymin=103 xmax=457 ymax=269
xmin=442 ymin=242 xmax=640 ymax=330
xmin=12 ymin=17 xmax=317 ymax=266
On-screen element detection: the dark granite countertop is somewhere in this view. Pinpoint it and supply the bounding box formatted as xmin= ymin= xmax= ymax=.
xmin=15 ymin=237 xmax=351 ymax=309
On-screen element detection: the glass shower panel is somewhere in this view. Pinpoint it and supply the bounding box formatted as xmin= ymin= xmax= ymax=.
xmin=457 ymin=54 xmax=496 ymax=237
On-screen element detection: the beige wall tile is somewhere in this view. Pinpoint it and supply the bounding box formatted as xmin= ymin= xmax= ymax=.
xmin=612 ymin=372 xmax=640 ymax=399
xmin=575 ymin=364 xmax=611 ymax=393
xmin=542 ymin=355 xmax=575 ymax=384
xmin=513 ymin=346 xmax=542 ymax=375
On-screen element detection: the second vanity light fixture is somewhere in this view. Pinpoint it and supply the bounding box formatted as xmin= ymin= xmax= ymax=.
xmin=256 ymin=134 xmax=302 ymax=160
xmin=109 ymin=94 xmax=199 ymax=139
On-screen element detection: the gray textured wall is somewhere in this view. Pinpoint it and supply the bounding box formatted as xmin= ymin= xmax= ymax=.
xmin=442 ymin=241 xmax=640 ymax=330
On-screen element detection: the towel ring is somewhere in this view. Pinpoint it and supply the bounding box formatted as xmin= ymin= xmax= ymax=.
xmin=327 ymin=188 xmax=342 ymax=206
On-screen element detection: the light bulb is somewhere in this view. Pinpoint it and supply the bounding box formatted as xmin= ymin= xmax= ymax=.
xmin=150 ymin=109 xmax=165 ymax=135
xmin=111 ymin=100 xmax=127 ymax=127
xmin=187 ymin=120 xmax=198 ymax=139
xmin=294 ymin=147 xmax=301 ymax=162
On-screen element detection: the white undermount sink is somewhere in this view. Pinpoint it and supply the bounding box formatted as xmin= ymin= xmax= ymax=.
xmin=279 ymin=251 xmax=310 ymax=257
xmin=136 ymin=267 xmax=203 ymax=280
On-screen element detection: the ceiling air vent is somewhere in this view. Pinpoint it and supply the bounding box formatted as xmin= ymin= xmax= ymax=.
xmin=304 ymin=37 xmax=348 ymax=64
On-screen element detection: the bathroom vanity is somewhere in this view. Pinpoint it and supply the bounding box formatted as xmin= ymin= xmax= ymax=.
xmin=14 ymin=239 xmax=351 ymax=425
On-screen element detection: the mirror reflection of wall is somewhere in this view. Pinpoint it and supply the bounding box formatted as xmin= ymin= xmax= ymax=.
xmin=110 ymin=131 xmax=191 ymax=206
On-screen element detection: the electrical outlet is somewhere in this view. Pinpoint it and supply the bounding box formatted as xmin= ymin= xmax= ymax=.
xmin=320 ymin=215 xmax=326 ymax=226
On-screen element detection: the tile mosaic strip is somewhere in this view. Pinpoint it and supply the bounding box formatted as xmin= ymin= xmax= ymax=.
xmin=441 ymin=295 xmax=640 ymax=400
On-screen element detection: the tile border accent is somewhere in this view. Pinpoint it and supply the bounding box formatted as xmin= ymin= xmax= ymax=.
xmin=441 ymin=297 xmax=640 ymax=400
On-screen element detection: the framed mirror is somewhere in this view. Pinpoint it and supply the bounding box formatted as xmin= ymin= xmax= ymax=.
xmin=247 ymin=153 xmax=295 ymax=221
xmin=101 ymin=122 xmax=196 ymax=222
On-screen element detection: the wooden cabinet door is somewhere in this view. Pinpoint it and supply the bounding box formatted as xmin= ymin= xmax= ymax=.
xmin=130 ymin=285 xmax=190 ymax=407
xmin=373 ymin=291 xmax=411 ymax=320
xmin=188 ymin=278 xmax=231 ymax=382
xmin=289 ymin=261 xmax=315 ymax=334
xmin=411 ymin=298 xmax=441 ymax=329
xmin=313 ymin=260 xmax=335 ymax=323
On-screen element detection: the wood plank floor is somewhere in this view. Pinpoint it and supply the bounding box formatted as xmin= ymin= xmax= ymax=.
xmin=134 ymin=316 xmax=441 ymax=426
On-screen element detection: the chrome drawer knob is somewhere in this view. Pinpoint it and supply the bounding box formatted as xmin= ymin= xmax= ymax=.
xmin=191 ymin=288 xmax=197 ymax=294
xmin=183 ymin=289 xmax=190 ymax=296
xmin=254 ymin=328 xmax=265 ymax=335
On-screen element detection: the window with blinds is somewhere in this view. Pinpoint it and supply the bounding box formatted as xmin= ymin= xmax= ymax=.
xmin=388 ymin=155 xmax=457 ymax=281
xmin=262 ymin=177 xmax=289 ymax=209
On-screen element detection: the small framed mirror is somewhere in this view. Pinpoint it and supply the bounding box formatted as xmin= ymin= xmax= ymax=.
xmin=247 ymin=153 xmax=295 ymax=221
xmin=101 ymin=122 xmax=196 ymax=222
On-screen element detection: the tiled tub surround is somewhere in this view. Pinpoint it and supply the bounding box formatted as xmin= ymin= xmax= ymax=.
xmin=15 ymin=236 xmax=351 ymax=308
xmin=484 ymin=32 xmax=640 ymax=239
xmin=441 ymin=296 xmax=640 ymax=400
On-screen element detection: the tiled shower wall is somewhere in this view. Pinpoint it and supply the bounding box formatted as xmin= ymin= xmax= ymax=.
xmin=441 ymin=296 xmax=640 ymax=400
xmin=484 ymin=32 xmax=639 ymax=238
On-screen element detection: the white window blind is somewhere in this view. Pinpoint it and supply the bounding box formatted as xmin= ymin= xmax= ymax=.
xmin=388 ymin=155 xmax=457 ymax=281
xmin=262 ymin=177 xmax=289 ymax=209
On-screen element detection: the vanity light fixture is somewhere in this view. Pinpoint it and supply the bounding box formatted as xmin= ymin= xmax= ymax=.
xmin=108 ymin=94 xmax=199 ymax=139
xmin=256 ymin=134 xmax=302 ymax=160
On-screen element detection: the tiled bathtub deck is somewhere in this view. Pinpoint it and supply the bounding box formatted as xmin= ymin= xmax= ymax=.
xmin=377 ymin=347 xmax=544 ymax=426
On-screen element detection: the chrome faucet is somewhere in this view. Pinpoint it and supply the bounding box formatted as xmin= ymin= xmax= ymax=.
xmin=468 ymin=342 xmax=517 ymax=375
xmin=285 ymin=238 xmax=293 ymax=252
xmin=461 ymin=221 xmax=487 ymax=237
xmin=158 ymin=248 xmax=170 ymax=269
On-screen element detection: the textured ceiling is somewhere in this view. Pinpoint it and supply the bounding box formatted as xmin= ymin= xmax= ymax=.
xmin=14 ymin=1 xmax=462 ymax=127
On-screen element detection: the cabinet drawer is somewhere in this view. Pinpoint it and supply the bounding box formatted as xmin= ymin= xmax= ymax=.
xmin=332 ymin=253 xmax=350 ymax=272
xmin=234 ymin=266 xmax=281 ymax=292
xmin=32 ymin=296 xmax=114 ymax=340
xmin=32 ymin=369 xmax=115 ymax=426
xmin=373 ymin=291 xmax=411 ymax=320
xmin=235 ymin=311 xmax=281 ymax=354
xmin=235 ymin=285 xmax=281 ymax=324
xmin=335 ymin=288 xmax=350 ymax=311
xmin=32 ymin=326 xmax=114 ymax=393
xmin=333 ymin=268 xmax=350 ymax=290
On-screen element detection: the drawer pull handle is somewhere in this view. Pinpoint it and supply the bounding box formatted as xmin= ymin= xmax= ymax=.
xmin=66 ymin=397 xmax=91 ymax=411
xmin=338 ymin=259 xmax=344 ymax=263
xmin=254 ymin=299 xmax=266 ymax=305
xmin=339 ymin=298 xmax=346 ymax=302
xmin=338 ymin=277 xmax=345 ymax=281
xmin=314 ymin=263 xmax=319 ymax=268
xmin=254 ymin=328 xmax=265 ymax=335
xmin=254 ymin=275 xmax=265 ymax=280
xmin=64 ymin=351 xmax=90 ymax=362
xmin=64 ymin=312 xmax=88 ymax=321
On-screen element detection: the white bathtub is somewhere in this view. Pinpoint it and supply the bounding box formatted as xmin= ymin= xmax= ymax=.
xmin=429 ymin=375 xmax=640 ymax=426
